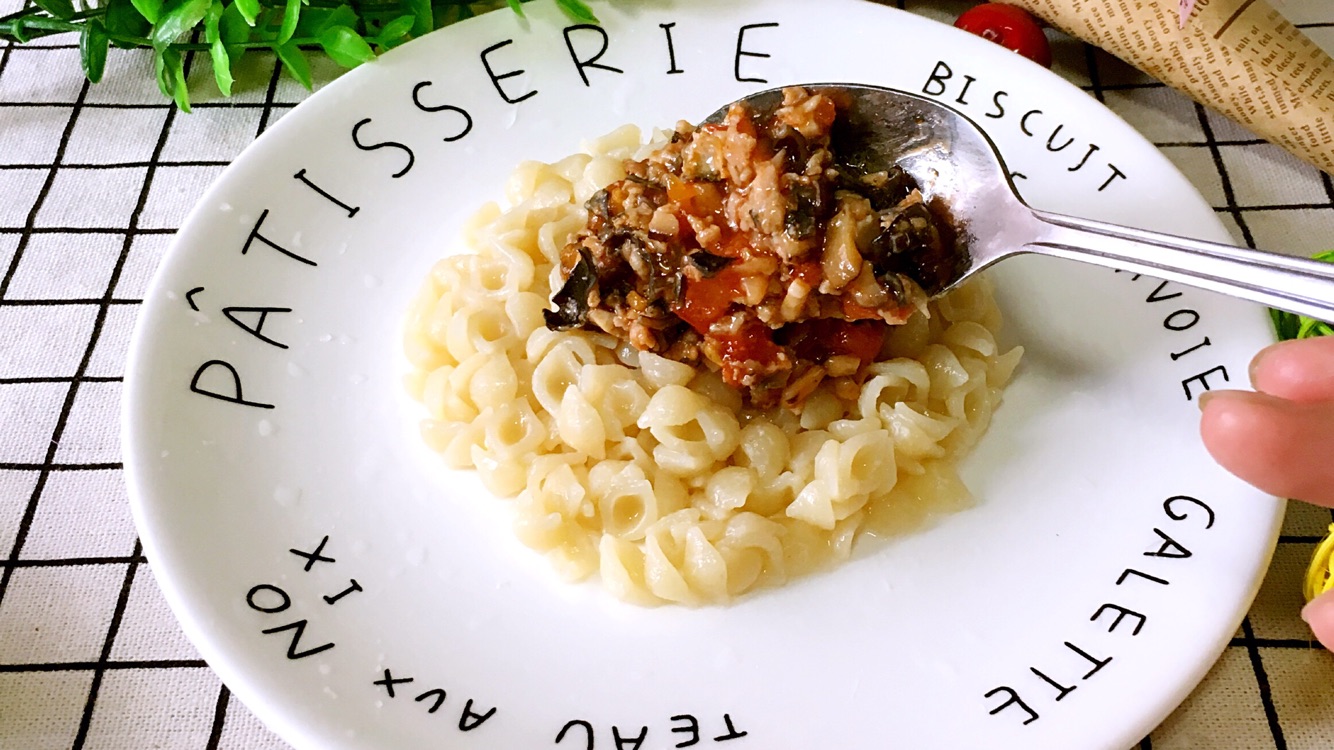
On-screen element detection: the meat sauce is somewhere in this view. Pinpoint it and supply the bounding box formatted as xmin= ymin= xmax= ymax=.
xmin=544 ymin=87 xmax=963 ymax=410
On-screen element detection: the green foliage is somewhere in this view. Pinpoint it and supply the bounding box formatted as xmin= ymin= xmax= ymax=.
xmin=79 ymin=19 xmax=109 ymax=83
xmin=0 ymin=0 xmax=599 ymax=108
xmin=1271 ymin=249 xmax=1334 ymax=341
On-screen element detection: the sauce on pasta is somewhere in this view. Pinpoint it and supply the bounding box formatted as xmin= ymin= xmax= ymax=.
xmin=544 ymin=87 xmax=964 ymax=411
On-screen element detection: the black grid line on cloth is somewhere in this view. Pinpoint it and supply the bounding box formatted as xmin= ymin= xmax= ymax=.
xmin=0 ymin=52 xmax=179 ymax=616
xmin=71 ymin=540 xmax=143 ymax=748
xmin=0 ymin=81 xmax=89 ymax=299
xmin=0 ymin=461 xmax=122 ymax=470
xmin=0 ymin=226 xmax=178 ymax=234
xmin=1192 ymin=101 xmax=1258 ymax=247
xmin=206 ymin=684 xmax=232 ymax=750
xmin=1083 ymin=43 xmax=1106 ymax=104
xmin=1319 ymin=171 xmax=1334 ymax=205
xmin=0 ymin=78 xmax=93 ymax=612
xmin=0 ymin=658 xmax=208 ymax=673
xmin=0 ymin=159 xmax=231 ymax=170
xmin=0 ymin=375 xmax=123 ymax=385
xmin=0 ymin=101 xmax=265 ymax=110
xmin=0 ymin=298 xmax=142 ymax=306
xmin=1240 ymin=617 xmax=1289 ymax=749
xmin=0 ymin=554 xmax=144 ymax=568
xmin=256 ymin=58 xmax=285 ymax=138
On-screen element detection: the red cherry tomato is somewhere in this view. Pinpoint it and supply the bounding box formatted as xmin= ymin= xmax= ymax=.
xmin=954 ymin=3 xmax=1052 ymax=68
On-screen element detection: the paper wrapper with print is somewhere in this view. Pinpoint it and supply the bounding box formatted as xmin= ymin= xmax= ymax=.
xmin=1007 ymin=0 xmax=1334 ymax=175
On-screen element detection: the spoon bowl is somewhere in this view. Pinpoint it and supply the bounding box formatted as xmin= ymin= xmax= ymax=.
xmin=707 ymin=84 xmax=1334 ymax=319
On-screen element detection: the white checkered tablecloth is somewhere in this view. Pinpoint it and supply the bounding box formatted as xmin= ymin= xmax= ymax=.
xmin=2 ymin=0 xmax=1334 ymax=748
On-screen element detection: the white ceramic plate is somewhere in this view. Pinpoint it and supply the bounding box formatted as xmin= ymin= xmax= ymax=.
xmin=123 ymin=1 xmax=1284 ymax=748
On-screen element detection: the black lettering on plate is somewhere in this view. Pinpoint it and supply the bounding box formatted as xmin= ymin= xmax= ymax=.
xmin=564 ymin=24 xmax=624 ymax=86
xmin=351 ymin=118 xmax=415 ymax=178
xmin=734 ymin=23 xmax=778 ymax=83
xmin=190 ymin=360 xmax=274 ymax=410
xmin=412 ymin=82 xmax=474 ymax=142
xmin=242 ymin=209 xmax=316 ymax=266
xmin=293 ymin=168 xmax=360 ymax=217
xmin=480 ymin=39 xmax=538 ymax=104
xmin=261 ymin=619 xmax=336 ymax=659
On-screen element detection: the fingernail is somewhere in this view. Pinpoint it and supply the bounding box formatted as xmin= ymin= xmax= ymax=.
xmin=1250 ymin=343 xmax=1280 ymax=386
xmin=1197 ymin=390 xmax=1216 ymax=411
xmin=1303 ymin=597 xmax=1318 ymax=624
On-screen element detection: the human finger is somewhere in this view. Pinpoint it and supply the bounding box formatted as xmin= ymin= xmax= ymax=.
xmin=1303 ymin=588 xmax=1334 ymax=651
xmin=1250 ymin=336 xmax=1334 ymax=402
xmin=1199 ymin=390 xmax=1334 ymax=507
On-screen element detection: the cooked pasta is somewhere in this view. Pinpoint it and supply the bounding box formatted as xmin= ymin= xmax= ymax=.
xmin=404 ymin=125 xmax=1022 ymax=605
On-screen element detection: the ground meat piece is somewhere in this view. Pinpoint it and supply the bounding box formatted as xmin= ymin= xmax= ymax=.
xmin=545 ymin=86 xmax=960 ymax=410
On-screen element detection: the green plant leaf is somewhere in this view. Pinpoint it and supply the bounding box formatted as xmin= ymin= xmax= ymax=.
xmin=318 ymin=4 xmax=359 ymax=35
xmin=105 ymin=0 xmax=152 ymax=44
xmin=153 ymin=45 xmax=191 ymax=111
xmin=318 ymin=25 xmax=374 ymax=68
xmin=150 ymin=0 xmax=211 ymax=48
xmin=555 ymin=0 xmax=597 ymax=24
xmin=1271 ymin=249 xmax=1334 ymax=341
xmin=204 ymin=0 xmax=232 ymax=96
xmin=375 ymin=14 xmax=414 ymax=46
xmin=507 ymin=0 xmax=525 ymax=18
xmin=219 ymin=0 xmax=253 ymax=44
xmin=131 ymin=0 xmax=163 ymax=24
xmin=277 ymin=0 xmax=302 ymax=44
xmin=79 ymin=19 xmax=109 ymax=83
xmin=33 ymin=0 xmax=76 ymax=21
xmin=234 ymin=0 xmax=259 ymax=26
xmin=275 ymin=40 xmax=312 ymax=90
xmin=405 ymin=0 xmax=431 ymax=38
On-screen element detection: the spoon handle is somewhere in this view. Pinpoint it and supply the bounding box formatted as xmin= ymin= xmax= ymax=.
xmin=1025 ymin=209 xmax=1334 ymax=321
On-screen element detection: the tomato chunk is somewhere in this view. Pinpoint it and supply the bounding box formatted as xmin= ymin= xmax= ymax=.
xmin=785 ymin=319 xmax=887 ymax=364
xmin=712 ymin=319 xmax=783 ymax=385
xmin=674 ymin=267 xmax=746 ymax=332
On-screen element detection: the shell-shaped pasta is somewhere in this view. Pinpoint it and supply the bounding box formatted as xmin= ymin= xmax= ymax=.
xmin=638 ymin=352 xmax=696 ymax=390
xmin=785 ymin=477 xmax=836 ymax=530
xmin=555 ymin=385 xmax=606 ymax=459
xmin=445 ymin=301 xmax=517 ymax=362
xmin=733 ymin=419 xmax=789 ymax=480
xmin=682 ymin=526 xmax=729 ymax=602
xmin=470 ymin=445 xmax=526 ymax=497
xmin=881 ymin=402 xmax=956 ymax=462
xmin=860 ymin=359 xmax=931 ymax=414
xmin=419 ymin=418 xmax=482 ymax=469
xmin=536 ymin=208 xmax=589 ymax=264
xmin=599 ymin=535 xmax=657 ymax=606
xmin=820 ymin=431 xmax=896 ymax=500
xmin=942 ymin=320 xmax=998 ymax=358
xmin=798 ymin=387 xmax=843 ymax=430
xmin=702 ymin=466 xmax=755 ymax=520
xmin=469 ymin=355 xmax=519 ymax=411
xmin=404 ymin=127 xmax=1022 ymax=607
xmin=579 ymin=364 xmax=649 ymax=442
xmin=584 ymin=123 xmax=643 ymax=159
xmin=717 ymin=512 xmax=787 ymax=594
xmin=483 ymin=399 xmax=546 ymax=459
xmin=530 ymin=341 xmax=588 ymax=416
xmin=574 ymin=155 xmax=629 ymax=203
xmin=640 ymin=385 xmax=740 ymax=460
xmin=640 ymin=511 xmax=708 ymax=604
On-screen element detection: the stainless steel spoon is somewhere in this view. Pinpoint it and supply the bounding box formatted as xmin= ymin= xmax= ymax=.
xmin=706 ymin=84 xmax=1334 ymax=321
